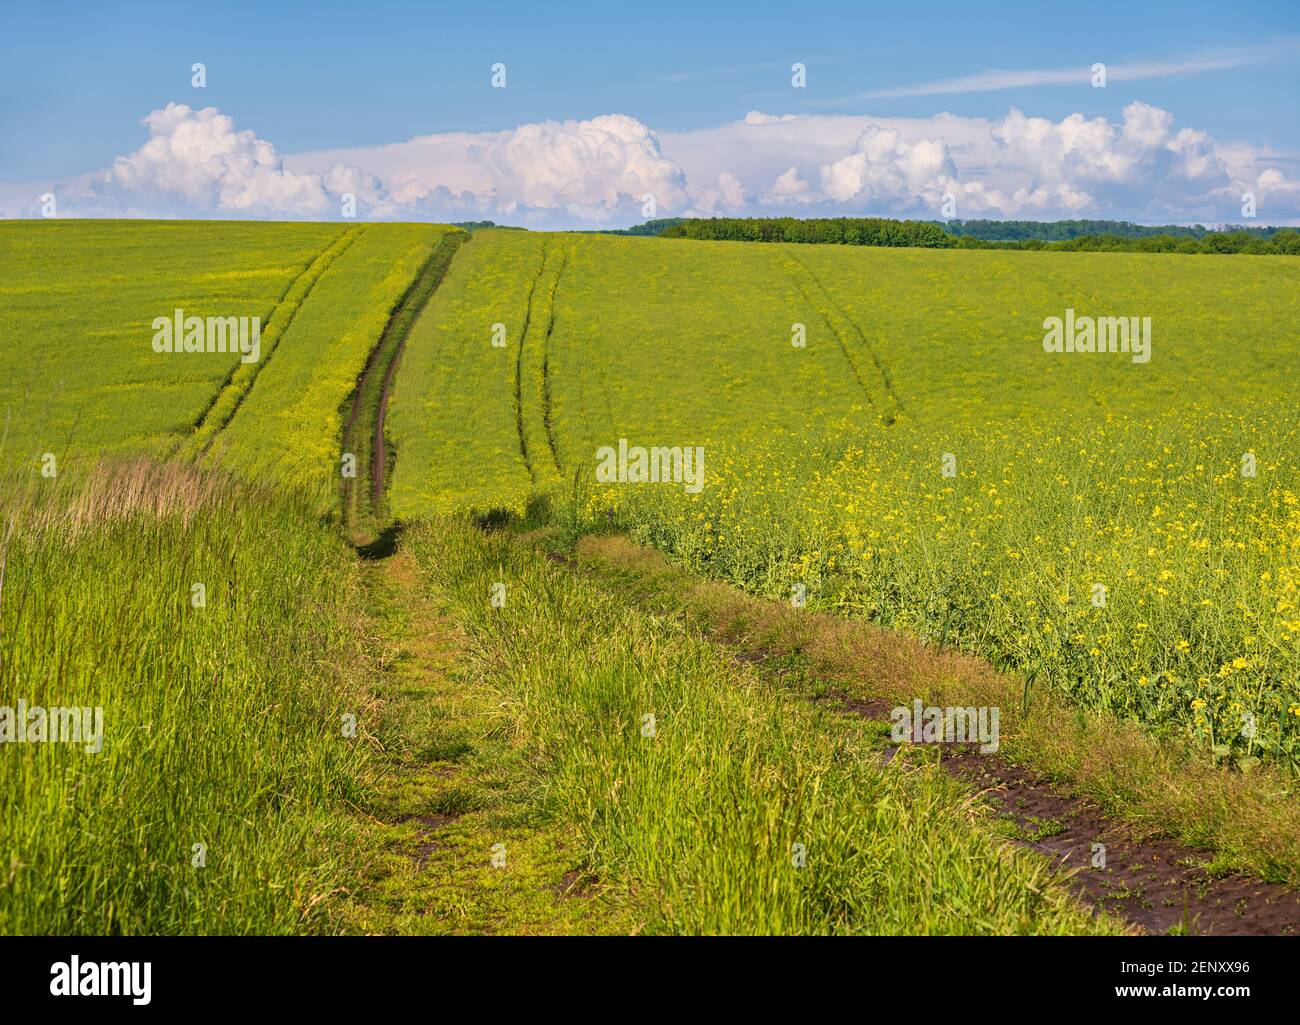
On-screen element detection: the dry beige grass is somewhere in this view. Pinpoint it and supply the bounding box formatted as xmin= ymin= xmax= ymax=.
xmin=2 ymin=457 xmax=247 ymax=538
xmin=0 ymin=458 xmax=260 ymax=628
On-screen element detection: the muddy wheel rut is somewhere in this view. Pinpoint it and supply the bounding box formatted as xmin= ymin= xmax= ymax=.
xmin=798 ymin=685 xmax=1300 ymax=934
xmin=341 ymin=230 xmax=465 ymax=529
xmin=781 ymin=660 xmax=1300 ymax=935
xmin=936 ymin=748 xmax=1300 ymax=935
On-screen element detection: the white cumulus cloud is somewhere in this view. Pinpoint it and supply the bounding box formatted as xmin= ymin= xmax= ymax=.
xmin=468 ymin=113 xmax=689 ymax=222
xmin=90 ymin=103 xmax=367 ymax=217
xmin=5 ymin=99 xmax=1298 ymax=226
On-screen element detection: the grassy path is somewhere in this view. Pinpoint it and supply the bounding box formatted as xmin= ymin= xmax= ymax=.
xmin=344 ymin=541 xmax=629 ymax=934
xmin=342 ymin=245 xmax=1117 ymax=934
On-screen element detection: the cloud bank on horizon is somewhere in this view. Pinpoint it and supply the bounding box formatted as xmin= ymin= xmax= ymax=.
xmin=5 ymin=99 xmax=1298 ymax=227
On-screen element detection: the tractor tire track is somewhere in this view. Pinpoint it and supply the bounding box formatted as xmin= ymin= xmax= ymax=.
xmin=780 ymin=251 xmax=875 ymax=405
xmin=514 ymin=239 xmax=567 ymax=490
xmin=513 ymin=239 xmax=550 ymax=485
xmin=779 ymin=247 xmax=903 ymax=423
xmin=341 ymin=229 xmax=466 ymax=529
xmin=539 ymin=244 xmax=568 ymax=477
xmin=790 ymin=247 xmax=905 ymax=412
xmin=566 ymin=534 xmax=1300 ymax=936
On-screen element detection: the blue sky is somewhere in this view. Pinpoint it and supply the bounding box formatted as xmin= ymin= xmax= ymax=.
xmin=3 ymin=0 xmax=1298 ymax=225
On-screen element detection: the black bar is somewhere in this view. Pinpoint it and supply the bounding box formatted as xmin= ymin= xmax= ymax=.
xmin=0 ymin=935 xmax=1285 ymax=1012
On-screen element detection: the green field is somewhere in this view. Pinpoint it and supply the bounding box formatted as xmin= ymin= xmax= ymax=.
xmin=3 ymin=220 xmax=1299 ymax=936
xmin=390 ymin=230 xmax=1300 ymax=767
xmin=0 ymin=219 xmax=451 ymax=507
xmin=0 ymin=220 xmax=345 ymax=465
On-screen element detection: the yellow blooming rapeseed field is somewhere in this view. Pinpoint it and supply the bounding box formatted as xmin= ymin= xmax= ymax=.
xmin=604 ymin=408 xmax=1300 ymax=766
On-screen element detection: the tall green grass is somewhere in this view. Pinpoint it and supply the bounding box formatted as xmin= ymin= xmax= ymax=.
xmin=0 ymin=460 xmax=369 ymax=933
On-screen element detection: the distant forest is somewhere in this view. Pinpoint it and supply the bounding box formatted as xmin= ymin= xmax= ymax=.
xmin=942 ymin=218 xmax=1288 ymax=241
xmin=642 ymin=216 xmax=1300 ymax=255
xmin=451 ymin=220 xmax=527 ymax=232
xmin=472 ymin=216 xmax=1300 ymax=254
xmin=580 ymin=218 xmax=687 ymax=236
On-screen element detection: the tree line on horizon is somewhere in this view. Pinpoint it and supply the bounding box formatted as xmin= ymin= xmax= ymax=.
xmin=651 ymin=216 xmax=1300 ymax=255
xmin=943 ymin=218 xmax=1287 ymax=241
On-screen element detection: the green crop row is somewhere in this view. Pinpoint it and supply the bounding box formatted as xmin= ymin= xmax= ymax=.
xmin=177 ymin=226 xmax=364 ymax=460
xmin=386 ymin=229 xmax=544 ymax=518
